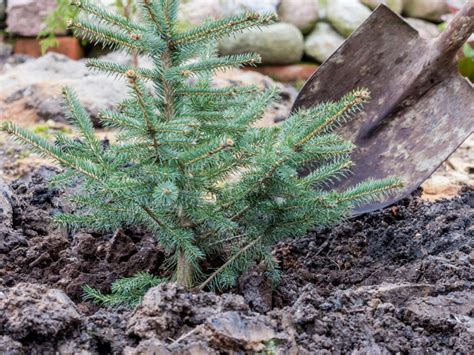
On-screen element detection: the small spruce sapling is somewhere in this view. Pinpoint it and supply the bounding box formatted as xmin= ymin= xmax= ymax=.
xmin=1 ymin=0 xmax=402 ymax=293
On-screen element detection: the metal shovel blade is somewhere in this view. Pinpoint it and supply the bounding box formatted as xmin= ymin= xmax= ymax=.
xmin=292 ymin=4 xmax=474 ymax=215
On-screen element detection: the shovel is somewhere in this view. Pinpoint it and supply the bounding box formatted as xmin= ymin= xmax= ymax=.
xmin=292 ymin=2 xmax=474 ymax=215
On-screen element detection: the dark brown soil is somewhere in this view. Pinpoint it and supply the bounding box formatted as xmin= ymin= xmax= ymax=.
xmin=269 ymin=187 xmax=473 ymax=353
xmin=0 ymin=166 xmax=473 ymax=354
xmin=274 ymin=188 xmax=473 ymax=306
xmin=0 ymin=166 xmax=165 ymax=307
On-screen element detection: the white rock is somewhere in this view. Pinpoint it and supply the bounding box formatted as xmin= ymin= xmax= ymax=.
xmin=318 ymin=0 xmax=329 ymax=18
xmin=98 ymin=0 xmax=118 ymax=6
xmin=406 ymin=18 xmax=440 ymax=39
xmin=326 ymin=0 xmax=372 ymax=37
xmin=220 ymin=0 xmax=280 ymax=16
xmin=219 ymin=23 xmax=304 ymax=64
xmin=277 ymin=0 xmax=319 ymax=34
xmin=178 ymin=0 xmax=223 ymax=27
xmin=0 ymin=53 xmax=128 ymax=124
xmin=403 ymin=0 xmax=449 ymax=22
xmin=0 ymin=41 xmax=12 ymax=59
xmin=6 ymin=0 xmax=57 ymax=36
xmin=361 ymin=0 xmax=403 ymax=14
xmin=304 ymin=22 xmax=345 ymax=63
xmin=0 ymin=52 xmax=292 ymax=127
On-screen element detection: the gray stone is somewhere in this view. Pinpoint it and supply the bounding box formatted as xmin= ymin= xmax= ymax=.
xmin=0 ymin=53 xmax=128 ymax=124
xmin=0 ymin=283 xmax=82 ymax=340
xmin=361 ymin=0 xmax=403 ymax=14
xmin=219 ymin=23 xmax=304 ymax=64
xmin=127 ymin=283 xmax=288 ymax=353
xmin=127 ymin=283 xmax=247 ymax=340
xmin=326 ymin=0 xmax=371 ymax=37
xmin=304 ymin=22 xmax=345 ymax=63
xmin=4 ymin=0 xmax=119 ymax=36
xmin=403 ymin=0 xmax=449 ymax=22
xmin=277 ymin=0 xmax=319 ymax=34
xmin=0 ymin=41 xmax=13 ymax=60
xmin=0 ymin=52 xmax=290 ymax=126
xmin=99 ymin=51 xmax=154 ymax=68
xmin=6 ymin=0 xmax=58 ymax=37
xmin=406 ymin=18 xmax=441 ymax=39
xmin=178 ymin=0 xmax=223 ymax=27
xmin=0 ymin=177 xmax=13 ymax=227
xmin=99 ymin=0 xmax=119 ymax=7
xmin=220 ymin=0 xmax=279 ymax=16
xmin=205 ymin=311 xmax=278 ymax=352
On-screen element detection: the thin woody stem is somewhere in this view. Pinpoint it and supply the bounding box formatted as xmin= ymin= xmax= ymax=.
xmin=142 ymin=0 xmax=166 ymax=36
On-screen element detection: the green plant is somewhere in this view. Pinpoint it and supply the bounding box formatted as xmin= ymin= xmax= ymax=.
xmin=459 ymin=43 xmax=474 ymax=82
xmin=39 ymin=0 xmax=138 ymax=56
xmin=39 ymin=0 xmax=80 ymax=54
xmin=2 ymin=0 xmax=401 ymax=293
xmin=83 ymin=272 xmax=164 ymax=308
xmin=115 ymin=0 xmax=137 ymax=18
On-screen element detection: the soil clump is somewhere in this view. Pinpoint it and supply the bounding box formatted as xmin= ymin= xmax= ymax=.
xmin=0 ymin=167 xmax=472 ymax=353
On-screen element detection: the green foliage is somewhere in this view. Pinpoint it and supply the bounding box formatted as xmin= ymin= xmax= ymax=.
xmin=115 ymin=0 xmax=137 ymax=19
xmin=459 ymin=43 xmax=474 ymax=83
xmin=39 ymin=0 xmax=138 ymax=54
xmin=83 ymin=272 xmax=165 ymax=308
xmin=39 ymin=0 xmax=80 ymax=54
xmin=2 ymin=0 xmax=402 ymax=292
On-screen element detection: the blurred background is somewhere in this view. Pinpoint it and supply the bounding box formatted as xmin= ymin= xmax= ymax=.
xmin=0 ymin=0 xmax=472 ymax=198
xmin=1 ymin=0 xmax=473 ymax=81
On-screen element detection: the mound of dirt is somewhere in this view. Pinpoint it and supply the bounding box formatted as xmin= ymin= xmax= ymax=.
xmin=0 ymin=283 xmax=83 ymax=349
xmin=0 ymin=282 xmax=290 ymax=354
xmin=275 ymin=188 xmax=473 ymax=304
xmin=0 ymin=166 xmax=472 ymax=353
xmin=269 ymin=187 xmax=473 ymax=353
xmin=0 ymin=166 xmax=165 ymax=304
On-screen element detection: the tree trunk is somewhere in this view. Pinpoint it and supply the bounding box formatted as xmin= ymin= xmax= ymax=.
xmin=176 ymin=249 xmax=193 ymax=288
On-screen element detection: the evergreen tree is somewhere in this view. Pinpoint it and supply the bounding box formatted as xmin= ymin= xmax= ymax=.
xmin=1 ymin=0 xmax=401 ymax=292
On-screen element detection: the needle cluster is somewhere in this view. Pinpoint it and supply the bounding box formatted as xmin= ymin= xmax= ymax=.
xmin=1 ymin=0 xmax=401 ymax=293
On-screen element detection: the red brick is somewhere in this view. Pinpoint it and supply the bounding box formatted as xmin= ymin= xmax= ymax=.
xmin=14 ymin=37 xmax=84 ymax=60
xmin=244 ymin=64 xmax=319 ymax=83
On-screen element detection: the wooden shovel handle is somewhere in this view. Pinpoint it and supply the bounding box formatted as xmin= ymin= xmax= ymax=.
xmin=434 ymin=1 xmax=474 ymax=58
